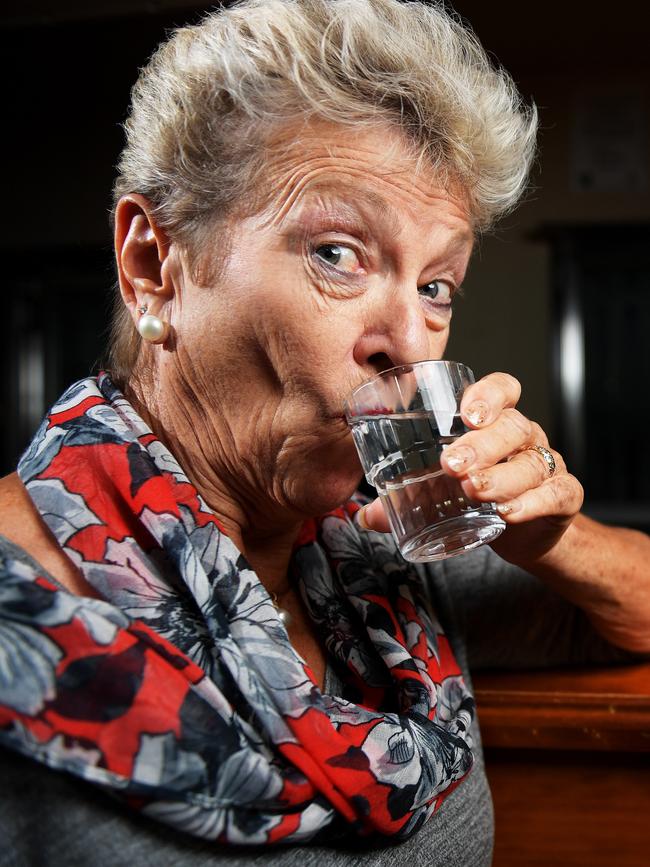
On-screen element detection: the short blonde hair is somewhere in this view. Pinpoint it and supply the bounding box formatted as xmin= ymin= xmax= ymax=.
xmin=110 ymin=0 xmax=537 ymax=380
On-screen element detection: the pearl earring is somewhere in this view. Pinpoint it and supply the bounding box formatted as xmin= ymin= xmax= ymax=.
xmin=137 ymin=306 xmax=169 ymax=344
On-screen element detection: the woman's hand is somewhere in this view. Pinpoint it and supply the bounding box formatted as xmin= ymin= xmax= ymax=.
xmin=358 ymin=372 xmax=584 ymax=569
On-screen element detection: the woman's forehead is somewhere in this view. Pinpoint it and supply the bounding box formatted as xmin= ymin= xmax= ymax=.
xmin=259 ymin=123 xmax=473 ymax=235
xmin=269 ymin=177 xmax=474 ymax=257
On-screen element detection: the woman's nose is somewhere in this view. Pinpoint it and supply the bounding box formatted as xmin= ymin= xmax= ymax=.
xmin=352 ymin=294 xmax=435 ymax=374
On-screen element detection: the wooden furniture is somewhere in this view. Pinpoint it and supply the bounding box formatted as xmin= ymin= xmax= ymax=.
xmin=473 ymin=663 xmax=650 ymax=866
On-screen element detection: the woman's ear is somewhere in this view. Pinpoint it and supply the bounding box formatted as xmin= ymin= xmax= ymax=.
xmin=114 ymin=194 xmax=173 ymax=313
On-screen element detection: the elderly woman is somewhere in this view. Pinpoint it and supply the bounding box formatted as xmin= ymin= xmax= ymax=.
xmin=1 ymin=0 xmax=649 ymax=864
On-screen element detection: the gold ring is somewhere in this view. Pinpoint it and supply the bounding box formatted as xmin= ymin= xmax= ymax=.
xmin=527 ymin=444 xmax=556 ymax=478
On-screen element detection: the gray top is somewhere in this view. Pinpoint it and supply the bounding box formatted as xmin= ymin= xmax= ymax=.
xmin=0 ymin=538 xmax=636 ymax=867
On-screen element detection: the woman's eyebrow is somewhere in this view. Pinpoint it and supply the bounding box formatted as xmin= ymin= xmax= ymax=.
xmin=295 ymin=186 xmax=402 ymax=237
xmin=287 ymin=184 xmax=474 ymax=260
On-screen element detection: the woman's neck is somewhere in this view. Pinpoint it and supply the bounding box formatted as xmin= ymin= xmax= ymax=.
xmin=124 ymin=371 xmax=303 ymax=596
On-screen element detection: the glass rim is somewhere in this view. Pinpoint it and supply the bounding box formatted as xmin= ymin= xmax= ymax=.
xmin=345 ymin=359 xmax=471 ymax=415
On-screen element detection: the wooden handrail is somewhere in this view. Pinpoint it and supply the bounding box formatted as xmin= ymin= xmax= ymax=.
xmin=473 ymin=662 xmax=650 ymax=752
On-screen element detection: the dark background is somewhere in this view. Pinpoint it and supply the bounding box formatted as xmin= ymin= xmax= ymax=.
xmin=2 ymin=0 xmax=649 ymax=529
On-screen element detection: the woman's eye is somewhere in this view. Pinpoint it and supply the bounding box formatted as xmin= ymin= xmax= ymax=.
xmin=314 ymin=244 xmax=362 ymax=274
xmin=418 ymin=280 xmax=453 ymax=304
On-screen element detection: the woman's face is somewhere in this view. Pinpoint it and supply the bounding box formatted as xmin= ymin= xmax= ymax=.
xmin=162 ymin=123 xmax=474 ymax=519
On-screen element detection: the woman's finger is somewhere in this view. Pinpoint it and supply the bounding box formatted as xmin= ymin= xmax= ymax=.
xmin=493 ymin=472 xmax=584 ymax=523
xmin=356 ymin=497 xmax=391 ymax=533
xmin=462 ymin=446 xmax=566 ymax=503
xmin=460 ymin=372 xmax=521 ymax=429
xmin=442 ymin=411 xmax=546 ymax=477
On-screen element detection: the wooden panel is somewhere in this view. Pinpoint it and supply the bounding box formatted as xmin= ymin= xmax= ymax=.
xmin=474 ymin=663 xmax=650 ymax=751
xmin=475 ymin=665 xmax=650 ymax=865
xmin=486 ymin=748 xmax=650 ymax=867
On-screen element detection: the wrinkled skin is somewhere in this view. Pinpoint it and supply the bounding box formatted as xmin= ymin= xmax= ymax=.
xmin=118 ymin=122 xmax=582 ymax=575
xmin=114 ymin=121 xmax=590 ymax=680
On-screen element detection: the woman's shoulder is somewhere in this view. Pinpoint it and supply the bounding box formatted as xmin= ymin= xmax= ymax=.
xmin=0 ymin=473 xmax=99 ymax=598
xmin=0 ymin=472 xmax=49 ymax=558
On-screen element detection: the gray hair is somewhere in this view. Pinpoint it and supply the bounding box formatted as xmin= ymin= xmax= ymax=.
xmin=110 ymin=0 xmax=537 ymax=380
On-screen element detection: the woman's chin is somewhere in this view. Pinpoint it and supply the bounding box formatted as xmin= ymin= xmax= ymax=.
xmin=289 ymin=469 xmax=365 ymax=518
xmin=276 ymin=431 xmax=366 ymax=516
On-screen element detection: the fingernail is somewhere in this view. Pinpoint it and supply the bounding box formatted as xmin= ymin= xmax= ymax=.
xmin=445 ymin=446 xmax=475 ymax=472
xmin=497 ymin=500 xmax=521 ymax=515
xmin=470 ymin=472 xmax=490 ymax=492
xmin=355 ymin=505 xmax=370 ymax=530
xmin=466 ymin=401 xmax=490 ymax=427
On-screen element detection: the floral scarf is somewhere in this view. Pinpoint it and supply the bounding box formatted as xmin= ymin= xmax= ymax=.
xmin=0 ymin=374 xmax=474 ymax=845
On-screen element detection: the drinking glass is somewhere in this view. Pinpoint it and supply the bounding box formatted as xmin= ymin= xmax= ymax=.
xmin=345 ymin=360 xmax=506 ymax=561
